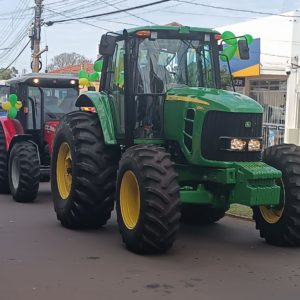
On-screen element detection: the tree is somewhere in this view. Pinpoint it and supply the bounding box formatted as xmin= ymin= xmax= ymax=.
xmin=0 ymin=67 xmax=18 ymax=80
xmin=48 ymin=52 xmax=92 ymax=71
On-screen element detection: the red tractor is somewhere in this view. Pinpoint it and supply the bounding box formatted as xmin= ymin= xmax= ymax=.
xmin=0 ymin=73 xmax=79 ymax=202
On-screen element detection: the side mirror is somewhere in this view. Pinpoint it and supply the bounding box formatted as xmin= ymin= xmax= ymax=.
xmin=238 ymin=39 xmax=249 ymax=60
xmin=99 ymin=35 xmax=117 ymax=56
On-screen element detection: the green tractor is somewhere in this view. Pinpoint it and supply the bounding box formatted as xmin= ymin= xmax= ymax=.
xmin=51 ymin=26 xmax=300 ymax=254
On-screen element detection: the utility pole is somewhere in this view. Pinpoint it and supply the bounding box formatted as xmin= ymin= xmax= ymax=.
xmin=31 ymin=0 xmax=43 ymax=73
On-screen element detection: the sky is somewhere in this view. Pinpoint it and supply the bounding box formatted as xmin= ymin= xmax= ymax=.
xmin=0 ymin=0 xmax=300 ymax=73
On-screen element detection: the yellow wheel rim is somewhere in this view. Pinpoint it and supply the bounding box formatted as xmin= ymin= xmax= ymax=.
xmin=259 ymin=179 xmax=285 ymax=224
xmin=56 ymin=142 xmax=72 ymax=200
xmin=120 ymin=171 xmax=141 ymax=230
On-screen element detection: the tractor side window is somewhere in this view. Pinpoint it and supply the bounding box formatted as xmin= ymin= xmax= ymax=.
xmin=28 ymin=86 xmax=42 ymax=130
xmin=200 ymin=44 xmax=215 ymax=87
xmin=0 ymin=85 xmax=9 ymax=115
xmin=109 ymin=40 xmax=125 ymax=137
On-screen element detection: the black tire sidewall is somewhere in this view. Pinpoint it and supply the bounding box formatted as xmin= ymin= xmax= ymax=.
xmin=51 ymin=120 xmax=76 ymax=216
xmin=8 ymin=145 xmax=20 ymax=196
xmin=0 ymin=123 xmax=9 ymax=193
xmin=8 ymin=142 xmax=40 ymax=202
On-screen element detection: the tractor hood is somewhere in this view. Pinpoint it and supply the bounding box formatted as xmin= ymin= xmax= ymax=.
xmin=166 ymin=87 xmax=263 ymax=114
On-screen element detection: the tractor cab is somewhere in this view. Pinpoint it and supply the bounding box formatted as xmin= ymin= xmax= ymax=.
xmin=6 ymin=73 xmax=78 ymax=131
xmin=98 ymin=26 xmax=248 ymax=144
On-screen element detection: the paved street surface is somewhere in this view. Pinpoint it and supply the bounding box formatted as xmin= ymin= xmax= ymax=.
xmin=1 ymin=183 xmax=300 ymax=300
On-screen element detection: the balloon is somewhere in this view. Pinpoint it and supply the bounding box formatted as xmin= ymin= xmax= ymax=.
xmin=79 ymin=70 xmax=89 ymax=79
xmin=9 ymin=94 xmax=18 ymax=106
xmin=221 ymin=31 xmax=237 ymax=46
xmin=1 ymin=102 xmax=11 ymax=111
xmin=244 ymin=34 xmax=253 ymax=45
xmin=79 ymin=78 xmax=90 ymax=87
xmin=8 ymin=107 xmax=17 ymax=118
xmin=89 ymin=72 xmax=99 ymax=82
xmin=94 ymin=60 xmax=103 ymax=72
xmin=15 ymin=101 xmax=22 ymax=110
xmin=220 ymin=46 xmax=236 ymax=62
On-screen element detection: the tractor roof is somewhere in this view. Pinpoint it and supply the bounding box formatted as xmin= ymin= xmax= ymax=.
xmin=125 ymin=25 xmax=219 ymax=35
xmin=7 ymin=73 xmax=78 ymax=85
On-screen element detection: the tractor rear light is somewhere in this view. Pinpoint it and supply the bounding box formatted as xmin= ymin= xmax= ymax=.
xmin=214 ymin=34 xmax=221 ymax=40
xmin=248 ymin=139 xmax=261 ymax=151
xmin=230 ymin=138 xmax=247 ymax=151
xmin=80 ymin=107 xmax=96 ymax=113
xmin=135 ymin=30 xmax=151 ymax=38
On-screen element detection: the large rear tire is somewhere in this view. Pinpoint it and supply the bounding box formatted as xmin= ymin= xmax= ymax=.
xmin=8 ymin=141 xmax=40 ymax=202
xmin=51 ymin=111 xmax=119 ymax=229
xmin=181 ymin=204 xmax=225 ymax=224
xmin=116 ymin=145 xmax=181 ymax=254
xmin=0 ymin=123 xmax=9 ymax=194
xmin=253 ymin=144 xmax=300 ymax=246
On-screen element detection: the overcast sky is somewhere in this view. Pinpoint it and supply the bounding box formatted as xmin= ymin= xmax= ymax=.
xmin=0 ymin=0 xmax=300 ymax=73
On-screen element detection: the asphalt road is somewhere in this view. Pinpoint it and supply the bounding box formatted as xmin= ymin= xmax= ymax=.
xmin=1 ymin=183 xmax=300 ymax=300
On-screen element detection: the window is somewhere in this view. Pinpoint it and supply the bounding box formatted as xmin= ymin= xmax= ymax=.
xmin=109 ymin=40 xmax=125 ymax=137
xmin=136 ymin=38 xmax=216 ymax=94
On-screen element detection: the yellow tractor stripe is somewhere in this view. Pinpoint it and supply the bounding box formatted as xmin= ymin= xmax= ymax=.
xmin=166 ymin=95 xmax=209 ymax=106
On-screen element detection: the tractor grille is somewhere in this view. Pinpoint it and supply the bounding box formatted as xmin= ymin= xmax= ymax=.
xmin=201 ymin=111 xmax=263 ymax=161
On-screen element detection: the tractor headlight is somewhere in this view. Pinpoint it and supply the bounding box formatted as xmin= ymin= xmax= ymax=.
xmin=230 ymin=138 xmax=247 ymax=151
xmin=70 ymin=80 xmax=76 ymax=85
xmin=248 ymin=139 xmax=261 ymax=151
xmin=33 ymin=78 xmax=39 ymax=84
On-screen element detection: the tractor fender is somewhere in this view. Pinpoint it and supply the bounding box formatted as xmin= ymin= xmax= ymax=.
xmin=9 ymin=135 xmax=41 ymax=164
xmin=0 ymin=117 xmax=24 ymax=151
xmin=76 ymin=91 xmax=117 ymax=145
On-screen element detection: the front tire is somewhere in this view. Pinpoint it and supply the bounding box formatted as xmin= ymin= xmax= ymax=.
xmin=51 ymin=111 xmax=119 ymax=229
xmin=116 ymin=145 xmax=181 ymax=254
xmin=8 ymin=141 xmax=40 ymax=202
xmin=253 ymin=144 xmax=300 ymax=246
xmin=0 ymin=123 xmax=9 ymax=194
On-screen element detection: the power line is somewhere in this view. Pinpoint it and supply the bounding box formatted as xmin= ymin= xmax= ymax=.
xmin=4 ymin=39 xmax=31 ymax=70
xmin=100 ymin=0 xmax=157 ymax=25
xmin=45 ymin=0 xmax=171 ymax=25
xmin=44 ymin=7 xmax=111 ymax=31
xmin=174 ymin=0 xmax=300 ymax=18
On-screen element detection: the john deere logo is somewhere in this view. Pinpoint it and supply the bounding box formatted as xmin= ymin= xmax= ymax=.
xmin=245 ymin=121 xmax=252 ymax=128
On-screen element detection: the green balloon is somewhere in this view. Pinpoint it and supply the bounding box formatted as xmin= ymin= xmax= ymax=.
xmin=244 ymin=34 xmax=253 ymax=45
xmin=89 ymin=72 xmax=99 ymax=82
xmin=220 ymin=45 xmax=236 ymax=62
xmin=9 ymin=94 xmax=18 ymax=106
xmin=79 ymin=70 xmax=89 ymax=79
xmin=8 ymin=107 xmax=17 ymax=118
xmin=221 ymin=31 xmax=237 ymax=46
xmin=94 ymin=60 xmax=103 ymax=72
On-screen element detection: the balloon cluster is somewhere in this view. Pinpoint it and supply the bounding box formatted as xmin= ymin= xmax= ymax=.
xmin=1 ymin=94 xmax=22 ymax=118
xmin=220 ymin=31 xmax=253 ymax=62
xmin=79 ymin=60 xmax=103 ymax=88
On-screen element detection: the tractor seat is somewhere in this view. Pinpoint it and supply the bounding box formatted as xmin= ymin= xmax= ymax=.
xmin=44 ymin=96 xmax=64 ymax=115
xmin=59 ymin=96 xmax=77 ymax=113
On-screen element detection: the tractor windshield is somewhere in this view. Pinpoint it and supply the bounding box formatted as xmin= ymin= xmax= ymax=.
xmin=27 ymin=86 xmax=78 ymax=128
xmin=136 ymin=38 xmax=216 ymax=94
xmin=42 ymin=87 xmax=78 ymax=117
